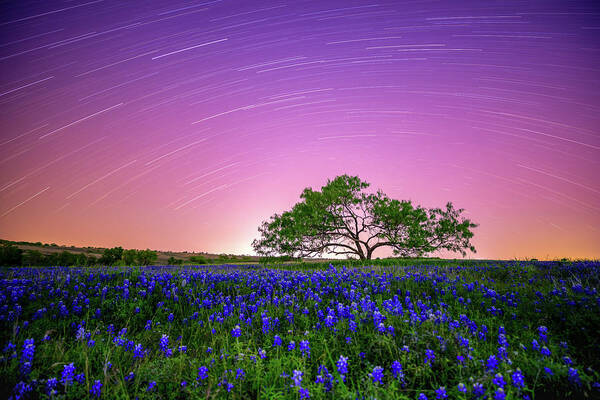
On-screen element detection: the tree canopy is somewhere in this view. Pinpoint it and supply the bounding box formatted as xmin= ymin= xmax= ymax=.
xmin=252 ymin=175 xmax=477 ymax=260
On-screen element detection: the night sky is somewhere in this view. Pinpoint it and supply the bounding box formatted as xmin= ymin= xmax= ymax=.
xmin=1 ymin=0 xmax=599 ymax=259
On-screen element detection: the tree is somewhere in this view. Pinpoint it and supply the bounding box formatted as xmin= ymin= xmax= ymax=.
xmin=136 ymin=249 xmax=157 ymax=266
xmin=167 ymin=256 xmax=184 ymax=265
xmin=22 ymin=250 xmax=44 ymax=266
xmin=0 ymin=243 xmax=23 ymax=266
xmin=252 ymin=175 xmax=477 ymax=260
xmin=189 ymin=255 xmax=207 ymax=264
xmin=57 ymin=251 xmax=77 ymax=266
xmin=122 ymin=249 xmax=138 ymax=265
xmin=99 ymin=246 xmax=123 ymax=265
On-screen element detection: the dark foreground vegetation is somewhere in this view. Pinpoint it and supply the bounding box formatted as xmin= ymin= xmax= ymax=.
xmin=1 ymin=260 xmax=598 ymax=399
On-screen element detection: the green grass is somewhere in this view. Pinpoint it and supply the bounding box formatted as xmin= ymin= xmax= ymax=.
xmin=1 ymin=261 xmax=598 ymax=399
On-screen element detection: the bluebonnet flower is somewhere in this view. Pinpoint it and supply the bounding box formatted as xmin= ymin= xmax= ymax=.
xmin=61 ymin=363 xmax=76 ymax=386
xmin=493 ymin=373 xmax=506 ymax=388
xmin=538 ymin=326 xmax=548 ymax=343
xmin=147 ymin=381 xmax=157 ymax=391
xmin=236 ymin=369 xmax=245 ymax=380
xmin=337 ymin=355 xmax=348 ymax=381
xmin=20 ymin=339 xmax=35 ymax=377
xmin=473 ymin=382 xmax=486 ymax=398
xmin=87 ymin=339 xmax=95 ymax=348
xmin=46 ymin=377 xmax=58 ymax=396
xmin=371 ymin=366 xmax=384 ymax=384
xmin=568 ymin=368 xmax=581 ymax=385
xmin=299 ymin=387 xmax=310 ymax=399
xmin=457 ymin=355 xmax=465 ymax=365
xmin=4 ymin=341 xmax=16 ymax=355
xmin=299 ymin=340 xmax=310 ymax=357
xmin=90 ymin=380 xmax=102 ymax=397
xmin=133 ymin=343 xmax=146 ymax=359
xmin=12 ymin=381 xmax=32 ymax=399
xmin=418 ymin=394 xmax=428 ymax=400
xmin=348 ymin=320 xmax=357 ymax=332
xmin=497 ymin=346 xmax=507 ymax=360
xmin=125 ymin=371 xmax=135 ymax=382
xmin=159 ymin=335 xmax=169 ymax=352
xmin=511 ymin=369 xmax=525 ymax=388
xmin=288 ymin=341 xmax=296 ymax=351
xmin=563 ymin=356 xmax=573 ymax=365
xmin=315 ymin=365 xmax=334 ymax=392
xmin=180 ymin=381 xmax=187 ymax=387
xmin=391 ymin=361 xmax=404 ymax=381
xmin=458 ymin=383 xmax=467 ymax=393
xmin=198 ymin=366 xmax=209 ymax=381
xmin=435 ymin=386 xmax=447 ymax=399
xmin=486 ymin=355 xmax=499 ymax=371
xmin=425 ymin=349 xmax=435 ymax=365
xmin=231 ymin=325 xmax=242 ymax=338
xmin=75 ymin=326 xmax=85 ymax=341
xmin=498 ymin=334 xmax=509 ymax=347
xmin=540 ymin=346 xmax=551 ymax=357
xmin=494 ymin=388 xmax=506 ymax=400
xmin=292 ymin=370 xmax=303 ymax=387
xmin=274 ymin=335 xmax=282 ymax=346
xmin=544 ymin=367 xmax=553 ymax=376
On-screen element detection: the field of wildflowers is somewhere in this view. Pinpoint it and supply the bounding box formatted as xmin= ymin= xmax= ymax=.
xmin=1 ymin=261 xmax=598 ymax=399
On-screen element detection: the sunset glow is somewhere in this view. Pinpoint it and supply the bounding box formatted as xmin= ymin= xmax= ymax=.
xmin=1 ymin=1 xmax=599 ymax=259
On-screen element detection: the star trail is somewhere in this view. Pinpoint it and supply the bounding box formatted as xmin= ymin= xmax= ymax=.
xmin=1 ymin=0 xmax=599 ymax=259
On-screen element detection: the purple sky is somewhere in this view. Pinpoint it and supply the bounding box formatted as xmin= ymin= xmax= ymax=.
xmin=1 ymin=0 xmax=599 ymax=259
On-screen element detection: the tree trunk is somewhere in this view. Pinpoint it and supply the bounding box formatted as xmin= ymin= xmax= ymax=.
xmin=354 ymin=240 xmax=366 ymax=260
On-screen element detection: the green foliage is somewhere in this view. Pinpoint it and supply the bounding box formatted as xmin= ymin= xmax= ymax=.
xmin=122 ymin=249 xmax=138 ymax=265
xmin=259 ymin=255 xmax=302 ymax=264
xmin=253 ymin=175 xmax=477 ymax=260
xmin=135 ymin=249 xmax=158 ymax=266
xmin=99 ymin=246 xmax=124 ymax=265
xmin=167 ymin=256 xmax=184 ymax=265
xmin=0 ymin=243 xmax=23 ymax=266
xmin=189 ymin=255 xmax=208 ymax=264
xmin=1 ymin=262 xmax=598 ymax=399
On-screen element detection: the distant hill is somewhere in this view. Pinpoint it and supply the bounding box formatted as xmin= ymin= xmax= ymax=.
xmin=0 ymin=238 xmax=261 ymax=265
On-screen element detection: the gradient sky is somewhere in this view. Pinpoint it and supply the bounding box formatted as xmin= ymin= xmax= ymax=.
xmin=1 ymin=0 xmax=599 ymax=259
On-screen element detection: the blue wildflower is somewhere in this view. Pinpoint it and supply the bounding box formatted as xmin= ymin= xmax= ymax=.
xmin=435 ymin=386 xmax=447 ymax=399
xmin=371 ymin=366 xmax=384 ymax=384
xmin=511 ymin=369 xmax=525 ymax=388
xmin=231 ymin=325 xmax=242 ymax=338
xmin=90 ymin=380 xmax=102 ymax=397
xmin=493 ymin=373 xmax=506 ymax=388
xmin=197 ymin=366 xmax=208 ymax=381
xmin=292 ymin=370 xmax=303 ymax=387
xmin=61 ymin=363 xmax=76 ymax=386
